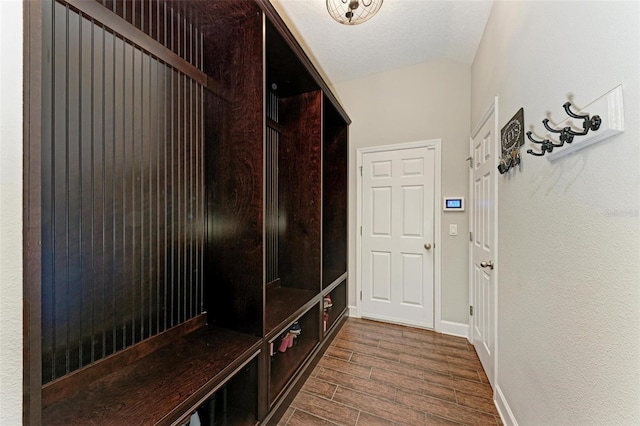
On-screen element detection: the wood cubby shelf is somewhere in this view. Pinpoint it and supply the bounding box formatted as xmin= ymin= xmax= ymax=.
xmin=24 ymin=0 xmax=350 ymax=424
xmin=268 ymin=305 xmax=320 ymax=405
xmin=265 ymin=286 xmax=318 ymax=338
xmin=323 ymin=278 xmax=348 ymax=336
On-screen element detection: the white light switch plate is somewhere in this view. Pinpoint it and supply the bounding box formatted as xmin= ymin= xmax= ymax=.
xmin=449 ymin=224 xmax=458 ymax=236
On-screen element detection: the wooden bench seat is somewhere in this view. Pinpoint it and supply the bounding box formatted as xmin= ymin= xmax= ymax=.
xmin=42 ymin=320 xmax=261 ymax=426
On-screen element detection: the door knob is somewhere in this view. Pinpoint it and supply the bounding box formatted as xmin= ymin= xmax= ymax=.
xmin=424 ymin=243 xmax=432 ymax=250
xmin=480 ymin=260 xmax=494 ymax=270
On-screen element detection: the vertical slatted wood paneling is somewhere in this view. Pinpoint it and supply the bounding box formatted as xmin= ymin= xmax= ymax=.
xmin=41 ymin=1 xmax=204 ymax=383
xmin=266 ymin=90 xmax=279 ymax=284
xmin=98 ymin=0 xmax=203 ymax=72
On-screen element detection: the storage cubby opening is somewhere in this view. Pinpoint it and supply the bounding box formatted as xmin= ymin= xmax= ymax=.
xmin=265 ymin=19 xmax=324 ymax=335
xmin=324 ymin=279 xmax=347 ymax=335
xmin=202 ymin=2 xmax=264 ymax=338
xmin=322 ymin=96 xmax=348 ymax=289
xmin=192 ymin=355 xmax=259 ymax=426
xmin=268 ymin=305 xmax=320 ymax=404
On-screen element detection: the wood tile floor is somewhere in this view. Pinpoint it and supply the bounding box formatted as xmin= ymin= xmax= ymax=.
xmin=277 ymin=318 xmax=502 ymax=426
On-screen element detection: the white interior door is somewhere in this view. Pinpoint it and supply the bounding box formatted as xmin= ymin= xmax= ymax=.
xmin=361 ymin=146 xmax=435 ymax=329
xmin=471 ymin=109 xmax=497 ymax=387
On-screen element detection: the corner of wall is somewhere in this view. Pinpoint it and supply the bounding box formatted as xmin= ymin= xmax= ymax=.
xmin=0 ymin=1 xmax=24 ymax=424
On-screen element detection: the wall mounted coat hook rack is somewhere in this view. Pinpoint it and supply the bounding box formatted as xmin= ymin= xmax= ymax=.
xmin=526 ymin=85 xmax=623 ymax=161
xmin=528 ymin=99 xmax=605 ymax=158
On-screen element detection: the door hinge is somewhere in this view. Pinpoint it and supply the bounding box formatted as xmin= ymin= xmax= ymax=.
xmin=466 ymin=156 xmax=473 ymax=169
xmin=360 ymin=166 xmax=363 ymax=176
xmin=469 ymin=231 xmax=473 ymax=242
xmin=470 ymin=305 xmax=474 ymax=316
xmin=360 ymin=291 xmax=362 ymax=300
xmin=360 ymin=226 xmax=362 ymax=236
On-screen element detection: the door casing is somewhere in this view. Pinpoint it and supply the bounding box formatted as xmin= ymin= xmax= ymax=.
xmin=356 ymin=140 xmax=442 ymax=331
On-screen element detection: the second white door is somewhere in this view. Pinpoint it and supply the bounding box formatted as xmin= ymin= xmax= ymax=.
xmin=471 ymin=107 xmax=497 ymax=387
xmin=361 ymin=146 xmax=436 ymax=329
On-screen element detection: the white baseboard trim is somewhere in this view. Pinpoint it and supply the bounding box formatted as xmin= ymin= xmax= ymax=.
xmin=348 ymin=306 xmax=359 ymax=317
xmin=439 ymin=320 xmax=469 ymax=338
xmin=495 ymin=384 xmax=518 ymax=426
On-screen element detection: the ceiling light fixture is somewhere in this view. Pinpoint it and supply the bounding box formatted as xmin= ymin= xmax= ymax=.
xmin=326 ymin=0 xmax=383 ymax=25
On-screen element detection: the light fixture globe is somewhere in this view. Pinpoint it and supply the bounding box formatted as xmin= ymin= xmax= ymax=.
xmin=327 ymin=0 xmax=384 ymax=25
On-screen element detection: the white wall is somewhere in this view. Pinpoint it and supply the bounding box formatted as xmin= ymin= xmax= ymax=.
xmin=334 ymin=59 xmax=471 ymax=325
xmin=0 ymin=0 xmax=24 ymax=424
xmin=472 ymin=1 xmax=640 ymax=424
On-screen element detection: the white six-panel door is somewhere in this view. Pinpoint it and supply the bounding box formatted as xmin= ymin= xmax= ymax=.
xmin=471 ymin=109 xmax=497 ymax=387
xmin=361 ymin=146 xmax=435 ymax=329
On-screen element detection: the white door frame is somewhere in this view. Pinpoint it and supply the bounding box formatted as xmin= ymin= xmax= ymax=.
xmin=356 ymin=140 xmax=442 ymax=331
xmin=468 ymin=97 xmax=499 ymax=386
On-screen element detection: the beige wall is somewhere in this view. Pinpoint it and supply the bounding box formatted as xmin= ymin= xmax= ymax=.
xmin=0 ymin=1 xmax=24 ymax=424
xmin=472 ymin=1 xmax=640 ymax=424
xmin=334 ymin=59 xmax=472 ymax=325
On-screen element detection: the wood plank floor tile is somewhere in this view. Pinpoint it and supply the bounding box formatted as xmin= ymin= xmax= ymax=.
xmin=421 ymin=368 xmax=457 ymax=389
xmin=317 ymin=367 xmax=396 ymax=401
xmin=448 ymin=365 xmax=482 ymax=382
xmin=333 ymin=339 xmax=381 ymax=354
xmin=301 ymin=376 xmax=338 ymax=399
xmin=455 ymin=391 xmax=497 ymax=415
xmin=452 ymin=378 xmax=493 ymax=400
xmin=400 ymin=330 xmax=448 ymax=346
xmin=426 ymin=414 xmax=465 ymax=426
xmin=443 ymin=346 xmax=480 ymax=361
xmin=438 ymin=338 xmax=472 ymax=351
xmin=290 ymin=391 xmax=359 ymax=426
xmin=345 ymin=320 xmax=405 ymax=338
xmin=318 ymin=356 xmax=373 ymax=379
xmin=398 ymin=352 xmax=451 ymax=374
xmin=446 ymin=354 xmax=484 ymax=370
xmin=351 ymin=353 xmax=428 ymax=380
xmin=378 ymin=340 xmax=449 ymax=363
xmin=326 ymin=346 xmax=354 ymax=361
xmin=369 ymin=368 xmax=456 ymax=403
xmin=333 ymin=387 xmax=426 ymax=426
xmin=334 ymin=339 xmax=400 ymax=363
xmin=396 ymin=389 xmax=497 ymax=426
xmin=286 ymin=409 xmax=339 ymax=425
xmin=356 ymin=411 xmax=396 ymax=426
xmin=336 ymin=331 xmax=382 ymax=347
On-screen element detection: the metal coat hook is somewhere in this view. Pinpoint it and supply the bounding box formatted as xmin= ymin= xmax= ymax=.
xmin=562 ymin=102 xmax=601 ymax=135
xmin=542 ymin=119 xmax=575 ymax=145
xmin=526 ymin=131 xmax=562 ymax=156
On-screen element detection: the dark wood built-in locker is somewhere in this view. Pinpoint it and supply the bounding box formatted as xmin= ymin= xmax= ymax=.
xmin=24 ymin=0 xmax=350 ymax=424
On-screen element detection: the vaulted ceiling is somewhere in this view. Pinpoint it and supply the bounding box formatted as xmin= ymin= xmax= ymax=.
xmin=271 ymin=0 xmax=493 ymax=84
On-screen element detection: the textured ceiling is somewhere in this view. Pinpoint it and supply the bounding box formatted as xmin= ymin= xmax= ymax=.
xmin=271 ymin=0 xmax=493 ymax=84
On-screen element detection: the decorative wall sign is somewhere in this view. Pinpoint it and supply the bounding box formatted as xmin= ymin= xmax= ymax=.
xmin=498 ymin=107 xmax=524 ymax=174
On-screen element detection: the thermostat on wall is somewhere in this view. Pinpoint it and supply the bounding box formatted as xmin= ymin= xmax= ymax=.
xmin=443 ymin=197 xmax=465 ymax=211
